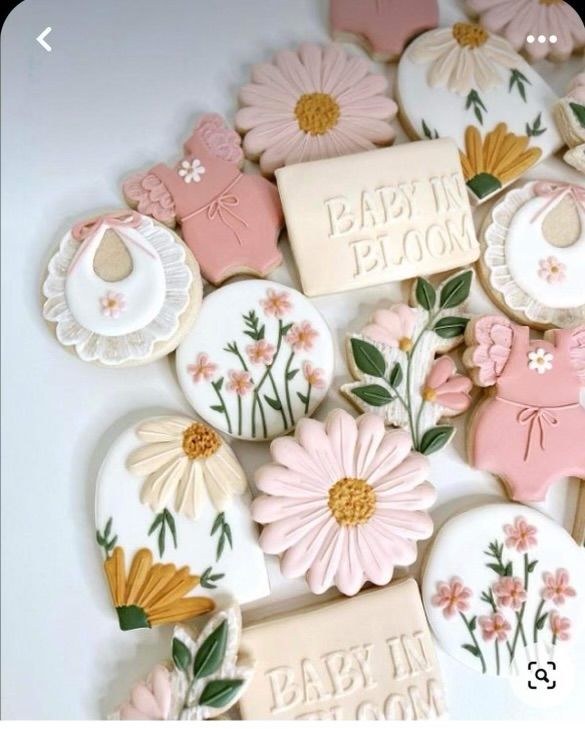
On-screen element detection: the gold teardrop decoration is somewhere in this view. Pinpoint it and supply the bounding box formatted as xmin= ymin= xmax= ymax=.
xmin=541 ymin=195 xmax=581 ymax=248
xmin=93 ymin=229 xmax=133 ymax=281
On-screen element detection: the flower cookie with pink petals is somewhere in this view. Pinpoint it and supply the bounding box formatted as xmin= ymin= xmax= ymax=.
xmin=423 ymin=504 xmax=585 ymax=676
xmin=235 ymin=43 xmax=397 ymax=176
xmin=252 ymin=408 xmax=436 ymax=597
xmin=342 ymin=270 xmax=473 ymax=455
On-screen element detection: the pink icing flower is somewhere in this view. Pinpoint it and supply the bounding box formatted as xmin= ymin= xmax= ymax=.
xmin=260 ymin=288 xmax=292 ymax=318
xmin=227 ymin=369 xmax=253 ymax=396
xmin=303 ymin=362 xmax=326 ymax=388
xmin=118 ymin=665 xmax=172 ymax=720
xmin=542 ymin=568 xmax=577 ymax=605
xmin=549 ymin=611 xmax=571 ymax=642
xmin=286 ymin=321 xmax=319 ymax=351
xmin=187 ymin=353 xmax=217 ymax=383
xmin=252 ymin=409 xmax=435 ymax=596
xmin=478 ymin=613 xmax=511 ymax=642
xmin=246 ymin=339 xmax=276 ymax=365
xmin=100 ymin=291 xmax=126 ymax=319
xmin=422 ymin=356 xmax=472 ymax=412
xmin=503 ymin=516 xmax=537 ymax=552
xmin=493 ymin=576 xmax=527 ymax=610
xmin=362 ymin=304 xmax=417 ymax=351
xmin=431 ymin=577 xmax=473 ymax=618
xmin=538 ymin=256 xmax=566 ymax=284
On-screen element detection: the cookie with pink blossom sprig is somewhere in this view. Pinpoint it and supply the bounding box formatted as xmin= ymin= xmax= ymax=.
xmin=422 ymin=504 xmax=585 ymax=677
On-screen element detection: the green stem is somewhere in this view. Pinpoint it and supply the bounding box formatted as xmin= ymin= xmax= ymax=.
xmin=237 ymin=395 xmax=242 ymax=436
xmin=460 ymin=612 xmax=486 ymax=674
xmin=304 ymin=383 xmax=312 ymax=415
xmin=495 ymin=640 xmax=500 ymax=676
xmin=405 ymin=309 xmax=439 ymax=449
xmin=179 ymin=674 xmax=199 ymax=719
xmin=268 ymin=370 xmax=288 ymax=429
xmin=213 ymin=386 xmax=231 ymax=434
xmin=510 ymin=553 xmax=530 ymax=658
xmin=251 ymin=322 xmax=285 ymax=438
xmin=229 ymin=344 xmax=263 ymax=438
xmin=533 ymin=598 xmax=546 ymax=645
xmin=284 ymin=351 xmax=295 ymax=424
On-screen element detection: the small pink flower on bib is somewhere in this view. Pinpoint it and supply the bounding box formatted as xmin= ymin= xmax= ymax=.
xmin=503 ymin=516 xmax=537 ymax=552
xmin=431 ymin=577 xmax=473 ymax=617
xmin=549 ymin=611 xmax=571 ymax=642
xmin=542 ymin=568 xmax=577 ymax=605
xmin=423 ymin=356 xmax=472 ymax=412
xmin=478 ymin=613 xmax=511 ymax=642
xmin=100 ymin=291 xmax=126 ymax=319
xmin=538 ymin=256 xmax=566 ymax=284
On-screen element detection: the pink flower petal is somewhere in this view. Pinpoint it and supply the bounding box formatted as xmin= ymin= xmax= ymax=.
xmin=306 ymin=525 xmax=346 ymax=594
xmin=333 ymin=527 xmax=366 ymax=596
xmin=280 ymin=516 xmax=338 ymax=579
xmin=375 ymin=481 xmax=436 ymax=510
xmin=271 ymin=436 xmax=331 ymax=486
xmin=426 ymin=355 xmax=455 ymax=390
xmin=259 ymin=507 xmax=330 ymax=554
xmin=325 ymin=408 xmax=359 ymax=478
xmin=252 ymin=493 xmax=325 ymax=523
xmin=255 ymin=463 xmax=325 ymax=496
xmin=354 ymin=413 xmax=387 ymax=479
xmin=294 ymin=417 xmax=344 ymax=483
xmin=365 ymin=430 xmax=417 ymax=486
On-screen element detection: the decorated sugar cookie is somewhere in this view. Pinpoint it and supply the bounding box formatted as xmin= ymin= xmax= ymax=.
xmin=396 ymin=23 xmax=562 ymax=203
xmin=422 ymin=504 xmax=585 ymax=676
xmin=554 ymin=73 xmax=585 ymax=175
xmin=95 ymin=414 xmax=270 ymax=630
xmin=479 ymin=180 xmax=585 ymax=330
xmin=463 ymin=316 xmax=585 ymax=503
xmin=235 ymin=43 xmax=397 ymax=176
xmin=123 ymin=114 xmax=284 ymax=285
xmin=252 ymin=409 xmax=436 ymax=596
xmin=42 ymin=211 xmax=201 ymax=366
xmin=330 ymin=0 xmax=438 ymax=61
xmin=176 ymin=280 xmax=334 ymax=441
xmin=342 ymin=270 xmax=473 ymax=455
xmin=110 ymin=604 xmax=253 ymax=719
xmin=466 ymin=0 xmax=585 ymax=62
xmin=239 ymin=579 xmax=447 ymax=720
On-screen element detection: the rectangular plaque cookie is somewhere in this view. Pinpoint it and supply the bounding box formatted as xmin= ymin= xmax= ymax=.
xmin=238 ymin=578 xmax=447 ymax=720
xmin=276 ymin=139 xmax=479 ymax=296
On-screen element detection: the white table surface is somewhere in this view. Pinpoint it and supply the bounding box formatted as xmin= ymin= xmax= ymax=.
xmin=1 ymin=0 xmax=583 ymax=720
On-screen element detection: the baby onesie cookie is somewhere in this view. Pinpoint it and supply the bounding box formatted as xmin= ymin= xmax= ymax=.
xmin=95 ymin=414 xmax=270 ymax=630
xmin=330 ymin=0 xmax=438 ymax=61
xmin=239 ymin=579 xmax=447 ymax=720
xmin=235 ymin=43 xmax=397 ymax=176
xmin=466 ymin=0 xmax=585 ymax=62
xmin=42 ymin=210 xmax=201 ymax=366
xmin=479 ymin=180 xmax=585 ymax=330
xmin=252 ymin=408 xmax=436 ymax=596
xmin=109 ymin=604 xmax=253 ymax=719
xmin=342 ymin=270 xmax=473 ymax=455
xmin=554 ymin=73 xmax=585 ymax=175
xmin=423 ymin=504 xmax=585 ymax=676
xmin=276 ymin=139 xmax=479 ymax=296
xmin=123 ymin=114 xmax=284 ymax=285
xmin=396 ymin=23 xmax=563 ymax=203
xmin=463 ymin=315 xmax=585 ymax=502
xmin=176 ymin=280 xmax=334 ymax=441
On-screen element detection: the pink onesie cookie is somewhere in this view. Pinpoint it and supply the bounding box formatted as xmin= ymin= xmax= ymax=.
xmin=330 ymin=0 xmax=439 ymax=61
xmin=464 ymin=315 xmax=585 ymax=502
xmin=123 ymin=114 xmax=284 ymax=285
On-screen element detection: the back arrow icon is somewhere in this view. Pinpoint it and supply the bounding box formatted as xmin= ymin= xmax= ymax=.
xmin=36 ymin=27 xmax=52 ymax=52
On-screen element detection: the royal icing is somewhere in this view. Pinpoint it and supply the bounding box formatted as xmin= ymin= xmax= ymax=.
xmin=466 ymin=0 xmax=585 ymax=62
xmin=463 ymin=316 xmax=585 ymax=502
xmin=422 ymin=504 xmax=585 ymax=676
xmin=123 ymin=114 xmax=284 ymax=285
xmin=276 ymin=140 xmax=479 ymax=296
xmin=330 ymin=0 xmax=438 ymax=61
xmin=238 ymin=579 xmax=447 ymax=720
xmin=175 ymin=281 xmax=334 ymax=441
xmin=342 ymin=270 xmax=473 ymax=455
xmin=95 ymin=415 xmax=270 ymax=630
xmin=42 ymin=211 xmax=199 ymax=365
xmin=554 ymin=73 xmax=585 ymax=175
xmin=235 ymin=43 xmax=397 ymax=176
xmin=397 ymin=24 xmax=562 ymax=203
xmin=252 ymin=408 xmax=436 ymax=596
xmin=110 ymin=604 xmax=254 ymax=719
xmin=481 ymin=180 xmax=585 ymax=330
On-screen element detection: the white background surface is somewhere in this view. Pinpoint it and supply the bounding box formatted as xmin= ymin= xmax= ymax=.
xmin=1 ymin=0 xmax=584 ymax=720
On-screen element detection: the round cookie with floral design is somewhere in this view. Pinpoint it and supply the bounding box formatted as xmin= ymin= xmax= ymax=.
xmin=176 ymin=280 xmax=334 ymax=440
xmin=42 ymin=210 xmax=202 ymax=366
xmin=422 ymin=504 xmax=585 ymax=677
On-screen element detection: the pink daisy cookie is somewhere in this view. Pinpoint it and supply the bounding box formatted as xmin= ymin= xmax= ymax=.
xmin=235 ymin=43 xmax=397 ymax=175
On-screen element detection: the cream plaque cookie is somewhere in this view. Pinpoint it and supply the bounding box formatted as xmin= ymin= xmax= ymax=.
xmin=42 ymin=211 xmax=201 ymax=366
xmin=238 ymin=579 xmax=447 ymax=720
xmin=176 ymin=280 xmax=334 ymax=440
xmin=276 ymin=139 xmax=479 ymax=296
xmin=397 ymin=23 xmax=562 ymax=203
xmin=479 ymin=180 xmax=585 ymax=330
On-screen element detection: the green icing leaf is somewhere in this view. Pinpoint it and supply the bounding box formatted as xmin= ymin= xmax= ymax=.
xmin=504 ymin=561 xmax=513 ymax=576
xmin=172 ymin=638 xmax=192 ymax=673
xmin=281 ymin=323 xmax=293 ymax=335
xmin=350 ymin=338 xmax=386 ymax=378
xmin=210 ymin=404 xmax=225 ymax=413
xmin=527 ymin=559 xmax=538 ymax=573
xmin=462 ymin=643 xmax=480 ymax=657
xmin=264 ymin=395 xmax=283 ymax=411
xmin=286 ymin=368 xmax=299 ymax=380
xmin=389 ymin=362 xmax=403 ymax=388
xmin=415 ymin=278 xmax=436 ymax=311
xmin=433 ymin=316 xmax=468 ymax=339
xmin=467 ymin=172 xmax=501 ymax=200
xmin=211 ymin=513 xmax=224 ymax=536
xmin=297 ymin=391 xmax=309 ymax=405
xmin=193 ymin=620 xmax=228 ymax=679
xmin=165 ymin=509 xmax=177 ymax=549
xmin=468 ymin=616 xmax=477 ymax=631
xmin=199 ymin=679 xmax=244 ymax=708
xmin=419 ymin=426 xmax=454 ymax=455
xmin=351 ymin=384 xmax=393 ymax=407
xmin=224 ymin=523 xmax=233 ymax=549
xmin=486 ymin=563 xmax=506 ymax=576
xmin=439 ymin=270 xmax=472 ymax=308
xmin=421 ymin=119 xmax=439 ymax=139
xmin=104 ymin=517 xmax=112 ymax=538
xmin=569 ymin=102 xmax=585 ymax=128
xmin=535 ymin=612 xmax=549 ymax=631
xmin=148 ymin=512 xmax=164 ymax=536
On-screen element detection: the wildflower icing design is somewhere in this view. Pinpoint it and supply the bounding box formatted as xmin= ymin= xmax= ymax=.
xmin=423 ymin=504 xmax=585 ymax=676
xmin=342 ymin=270 xmax=473 ymax=456
xmin=176 ymin=280 xmax=334 ymax=441
xmin=235 ymin=43 xmax=397 ymax=175
xmin=252 ymin=409 xmax=436 ymax=596
xmin=110 ymin=604 xmax=254 ymax=719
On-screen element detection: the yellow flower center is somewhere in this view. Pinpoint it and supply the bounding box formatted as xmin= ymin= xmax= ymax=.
xmin=423 ymin=386 xmax=436 ymax=402
xmin=399 ymin=337 xmax=413 ymax=352
xmin=550 ymin=264 xmax=559 ymax=273
xmin=328 ymin=478 xmax=376 ymax=526
xmin=295 ymin=92 xmax=340 ymax=135
xmin=452 ymin=22 xmax=489 ymax=48
xmin=182 ymin=423 xmax=221 ymax=459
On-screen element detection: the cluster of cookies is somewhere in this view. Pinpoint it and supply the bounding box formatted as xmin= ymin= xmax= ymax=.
xmin=41 ymin=0 xmax=585 ymax=721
